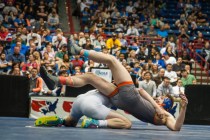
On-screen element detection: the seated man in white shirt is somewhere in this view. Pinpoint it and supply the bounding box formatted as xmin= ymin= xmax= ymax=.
xmin=164 ymin=64 xmax=178 ymax=85
xmin=163 ymin=53 xmax=176 ymax=65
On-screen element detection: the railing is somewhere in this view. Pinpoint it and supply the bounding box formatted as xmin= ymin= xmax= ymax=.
xmin=191 ymin=51 xmax=210 ymax=85
xmin=177 ymin=38 xmax=210 ymax=85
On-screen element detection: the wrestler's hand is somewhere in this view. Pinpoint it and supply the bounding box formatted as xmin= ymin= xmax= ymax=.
xmin=155 ymin=106 xmax=165 ymax=119
xmin=179 ymin=94 xmax=188 ymax=109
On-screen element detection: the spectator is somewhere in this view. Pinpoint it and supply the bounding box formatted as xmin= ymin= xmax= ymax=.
xmin=125 ymin=1 xmax=134 ymax=14
xmin=201 ymin=41 xmax=210 ymax=63
xmin=173 ymin=79 xmax=185 ymax=97
xmin=2 ymin=1 xmax=18 ymax=15
xmin=25 ymin=42 xmax=39 ymax=60
xmin=29 ymin=68 xmax=43 ymax=96
xmin=150 ymin=14 xmax=159 ymax=28
xmin=168 ymin=36 xmax=176 ymax=53
xmin=0 ymin=25 xmax=9 ymax=40
xmin=70 ymin=55 xmax=85 ymax=70
xmin=146 ymin=25 xmax=157 ymax=37
xmin=173 ymin=57 xmax=185 ymax=77
xmin=153 ymin=53 xmax=166 ymax=69
xmin=104 ymin=18 xmax=115 ymax=33
xmin=138 ymin=71 xmax=157 ymax=97
xmin=126 ymin=24 xmax=139 ymax=36
xmin=41 ymin=52 xmax=55 ymax=70
xmin=154 ymin=68 xmax=165 ymax=87
xmin=53 ymin=34 xmax=67 ymax=50
xmin=127 ymin=50 xmax=137 ymax=65
xmin=55 ymin=44 xmax=68 ymax=68
xmin=11 ymin=67 xmax=21 ymax=76
xmin=84 ymin=59 xmax=99 ymax=72
xmin=93 ymin=34 xmax=105 ymax=51
xmin=115 ymin=19 xmax=124 ymax=33
xmin=81 ymin=7 xmax=90 ymax=26
xmin=194 ymin=0 xmax=202 ymax=11
xmin=78 ymin=32 xmax=86 ymax=47
xmin=157 ymin=77 xmax=174 ymax=97
xmin=73 ymin=66 xmax=84 ymax=75
xmin=177 ymin=0 xmax=185 ymax=10
xmin=33 ymin=51 xmax=41 ymax=69
xmin=181 ymin=50 xmax=192 ymax=66
xmin=80 ymin=0 xmax=90 ymax=12
xmin=10 ymin=40 xmax=28 ymax=55
xmin=157 ymin=25 xmax=168 ymax=38
xmin=196 ymin=11 xmax=208 ymax=26
xmin=36 ymin=5 xmax=48 ymax=21
xmin=164 ymin=63 xmax=178 ymax=85
xmin=163 ymin=52 xmax=176 ymax=65
xmin=60 ymin=53 xmax=71 ymax=71
xmin=178 ymin=27 xmax=190 ymax=45
xmin=181 ymin=70 xmax=196 ymax=86
xmin=35 ymin=18 xmax=48 ymax=30
xmin=157 ymin=17 xmax=170 ymax=30
xmin=151 ymin=64 xmax=159 ymax=78
xmin=82 ymin=38 xmax=94 ymax=50
xmin=22 ymin=54 xmax=39 ymax=73
xmin=41 ymin=43 xmax=56 ymax=60
xmin=184 ymin=0 xmax=193 ymax=16
xmin=7 ymin=62 xmax=21 ymax=75
xmin=106 ymin=33 xmax=121 ymax=54
xmin=27 ymin=32 xmax=42 ymax=49
xmin=0 ymin=53 xmax=10 ymax=73
xmin=0 ymin=43 xmax=6 ymax=55
xmin=3 ymin=11 xmax=16 ymax=28
xmin=101 ymin=7 xmax=111 ymax=20
xmin=52 ymin=28 xmax=64 ymax=45
xmin=47 ymin=11 xmax=59 ymax=30
xmin=136 ymin=46 xmax=147 ymax=61
xmin=89 ymin=0 xmax=98 ymax=12
xmin=13 ymin=13 xmax=26 ymax=28
xmin=7 ymin=46 xmax=25 ymax=68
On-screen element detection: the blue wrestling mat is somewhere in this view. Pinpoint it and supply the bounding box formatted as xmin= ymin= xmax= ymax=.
xmin=1 ymin=117 xmax=210 ymax=140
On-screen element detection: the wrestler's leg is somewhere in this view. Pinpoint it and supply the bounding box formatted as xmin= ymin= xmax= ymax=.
xmin=40 ymin=66 xmax=117 ymax=96
xmin=106 ymin=111 xmax=132 ymax=129
xmin=68 ymin=42 xmax=133 ymax=84
xmin=82 ymin=50 xmax=133 ymax=85
xmin=67 ymin=72 xmax=117 ymax=96
xmin=81 ymin=101 xmax=131 ymax=129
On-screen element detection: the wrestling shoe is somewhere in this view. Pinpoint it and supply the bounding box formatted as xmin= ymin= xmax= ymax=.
xmin=81 ymin=117 xmax=99 ymax=128
xmin=39 ymin=66 xmax=59 ymax=90
xmin=67 ymin=37 xmax=82 ymax=55
xmin=35 ymin=116 xmax=64 ymax=127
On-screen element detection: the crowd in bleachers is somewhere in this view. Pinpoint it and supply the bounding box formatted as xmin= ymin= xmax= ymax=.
xmin=71 ymin=0 xmax=210 ymax=98
xmin=0 ymin=0 xmax=209 ymax=97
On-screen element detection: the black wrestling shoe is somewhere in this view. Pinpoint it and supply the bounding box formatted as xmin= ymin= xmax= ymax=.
xmin=39 ymin=66 xmax=59 ymax=90
xmin=67 ymin=37 xmax=82 ymax=55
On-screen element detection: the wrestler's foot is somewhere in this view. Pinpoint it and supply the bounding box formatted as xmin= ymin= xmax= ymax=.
xmin=40 ymin=66 xmax=59 ymax=90
xmin=81 ymin=117 xmax=99 ymax=128
xmin=35 ymin=116 xmax=64 ymax=127
xmin=67 ymin=37 xmax=82 ymax=55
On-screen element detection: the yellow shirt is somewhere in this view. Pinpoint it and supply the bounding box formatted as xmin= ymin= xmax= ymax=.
xmin=106 ymin=38 xmax=121 ymax=49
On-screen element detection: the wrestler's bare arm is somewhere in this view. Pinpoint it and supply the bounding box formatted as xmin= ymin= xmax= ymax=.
xmin=165 ymin=94 xmax=188 ymax=131
xmin=138 ymin=88 xmax=165 ymax=117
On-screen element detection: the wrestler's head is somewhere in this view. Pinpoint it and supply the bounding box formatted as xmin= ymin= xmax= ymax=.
xmin=155 ymin=95 xmax=174 ymax=111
